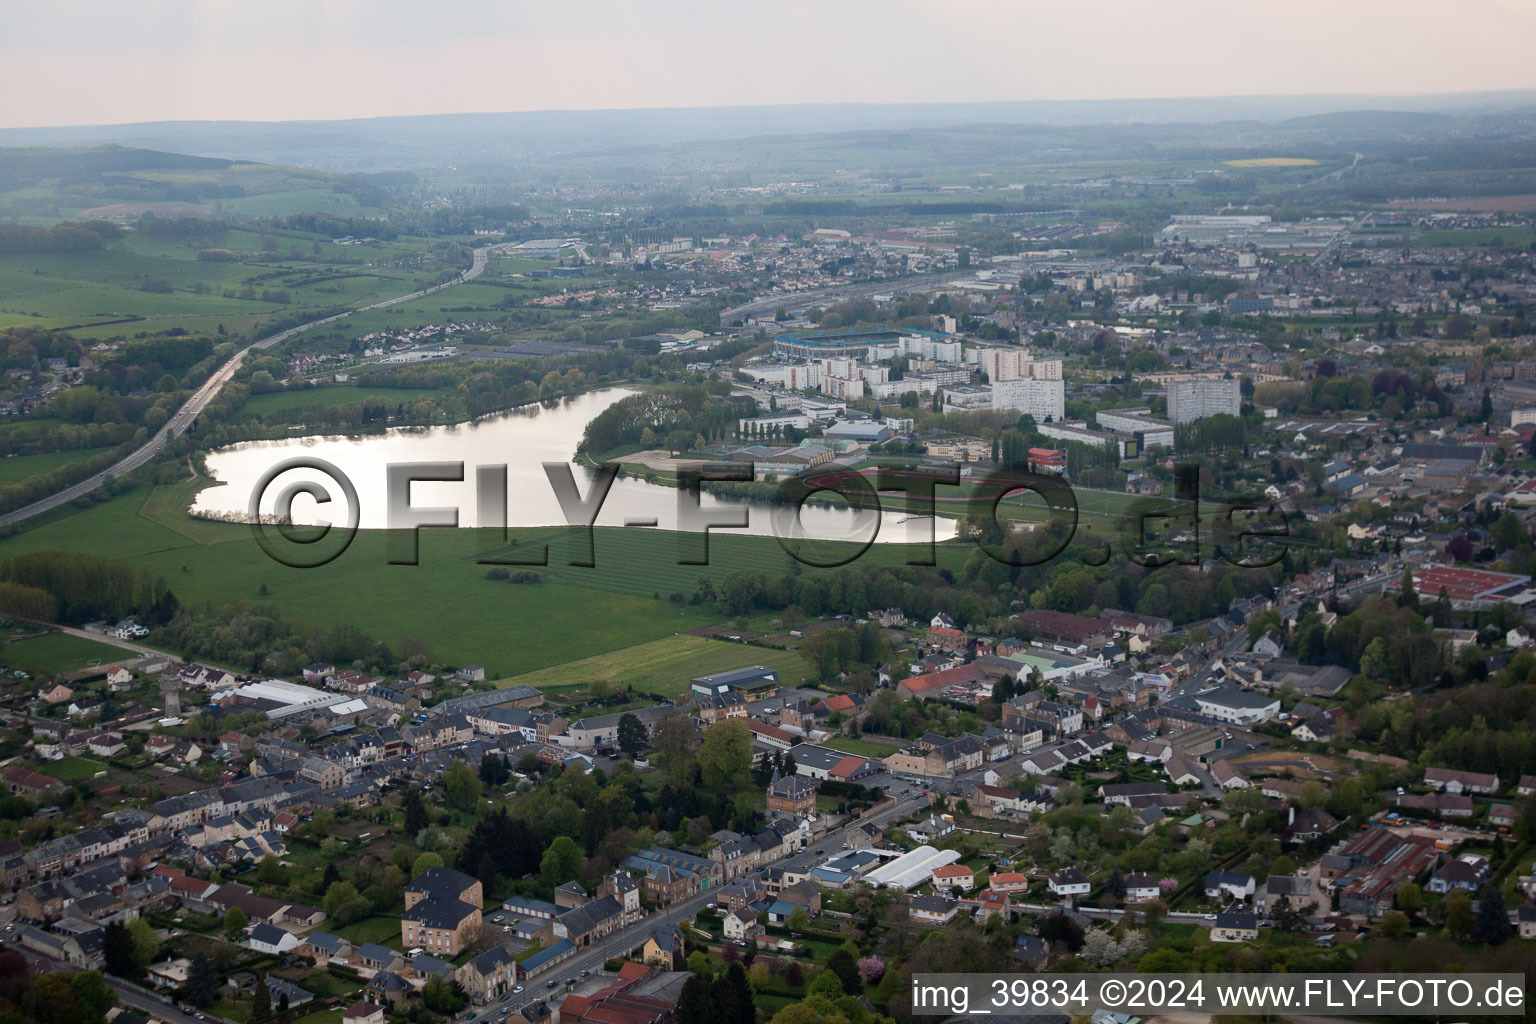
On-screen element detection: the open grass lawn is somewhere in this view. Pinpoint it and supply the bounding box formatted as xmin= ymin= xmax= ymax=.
xmin=492 ymin=633 xmax=813 ymax=696
xmin=1 ymin=632 xmax=128 ymax=674
xmin=822 ymin=737 xmax=898 ymax=758
xmin=333 ymin=915 xmax=404 ymax=949
xmin=38 ymin=755 xmax=109 ymax=781
xmin=0 ymin=475 xmax=964 ymax=677
xmin=0 ymin=447 xmax=116 ymax=487
xmin=291 ymin=1010 xmax=342 ymax=1024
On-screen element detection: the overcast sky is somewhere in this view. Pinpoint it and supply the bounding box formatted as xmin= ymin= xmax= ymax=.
xmin=5 ymin=0 xmax=1535 ymax=129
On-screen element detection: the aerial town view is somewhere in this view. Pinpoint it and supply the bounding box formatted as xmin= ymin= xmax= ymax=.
xmin=0 ymin=3 xmax=1534 ymax=1023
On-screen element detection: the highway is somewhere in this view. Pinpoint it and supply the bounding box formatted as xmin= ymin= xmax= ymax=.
xmin=0 ymin=242 xmax=512 ymax=529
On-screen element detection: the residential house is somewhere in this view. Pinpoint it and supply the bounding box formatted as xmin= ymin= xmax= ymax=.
xmin=909 ymin=895 xmax=960 ymax=925
xmin=1048 ymin=867 xmax=1090 ymax=899
xmin=1211 ymin=911 xmax=1258 ymax=943
xmin=457 ymin=946 xmax=519 ymax=1004
xmin=1204 ymin=869 xmax=1256 ymax=901
xmin=1423 ymin=767 xmax=1500 ymax=794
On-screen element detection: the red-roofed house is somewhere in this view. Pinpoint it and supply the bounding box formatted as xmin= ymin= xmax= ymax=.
xmin=927 ymin=625 xmax=968 ymax=653
xmin=988 ymin=871 xmax=1030 ymax=895
xmin=931 ymin=864 xmax=975 ymax=892
xmin=822 ymin=694 xmax=857 ymax=714
xmin=2 ymin=767 xmax=64 ymax=801
xmin=967 ymin=889 xmax=1010 ymax=921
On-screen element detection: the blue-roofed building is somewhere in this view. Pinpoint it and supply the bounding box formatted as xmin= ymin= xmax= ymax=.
xmin=517 ymin=938 xmax=575 ymax=979
xmin=765 ymin=900 xmax=802 ymax=924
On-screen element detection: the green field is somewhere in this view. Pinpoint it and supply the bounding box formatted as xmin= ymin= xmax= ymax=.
xmin=491 ymin=633 xmax=813 ymax=696
xmin=0 ymin=227 xmax=446 ymax=338
xmin=1414 ymin=227 xmax=1536 ymax=250
xmin=0 ymin=471 xmax=964 ymax=678
xmin=822 ymin=737 xmax=899 ymax=758
xmin=38 ymin=755 xmax=109 ymax=781
xmin=1 ymin=632 xmax=129 ymax=674
xmin=0 ymin=446 xmax=116 ymax=487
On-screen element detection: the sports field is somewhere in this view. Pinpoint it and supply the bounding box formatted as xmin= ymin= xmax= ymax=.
xmin=491 ymin=633 xmax=812 ymax=696
xmin=822 ymin=737 xmax=899 ymax=758
xmin=1 ymin=632 xmax=127 ymax=674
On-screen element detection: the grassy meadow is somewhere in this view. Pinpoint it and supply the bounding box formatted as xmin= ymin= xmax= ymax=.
xmin=1 ymin=631 xmax=128 ymax=673
xmin=490 ymin=633 xmax=814 ymax=696
xmin=0 ymin=472 xmax=964 ymax=678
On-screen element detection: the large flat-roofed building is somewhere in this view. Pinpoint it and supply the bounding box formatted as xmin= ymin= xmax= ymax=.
xmin=1095 ymin=408 xmax=1175 ymax=449
xmin=1411 ymin=566 xmax=1530 ymax=606
xmin=1034 ymin=420 xmax=1138 ymax=458
xmin=992 ymin=377 xmax=1064 ymax=421
xmin=1167 ymin=377 xmax=1241 ymax=423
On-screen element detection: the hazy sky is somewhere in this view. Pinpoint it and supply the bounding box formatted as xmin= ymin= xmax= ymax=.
xmin=5 ymin=0 xmax=1536 ymax=128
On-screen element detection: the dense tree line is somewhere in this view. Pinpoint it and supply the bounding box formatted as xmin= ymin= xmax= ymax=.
xmin=579 ymin=383 xmax=749 ymax=455
xmin=0 ymin=551 xmax=177 ymax=626
xmin=153 ymin=601 xmax=403 ymax=675
xmin=0 ymin=220 xmax=119 ymax=254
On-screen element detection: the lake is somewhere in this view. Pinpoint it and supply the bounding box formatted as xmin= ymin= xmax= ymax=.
xmin=191 ymin=388 xmax=957 ymax=545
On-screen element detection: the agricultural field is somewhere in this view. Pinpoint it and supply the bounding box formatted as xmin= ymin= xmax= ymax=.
xmin=0 ymin=446 xmax=115 ymax=486
xmin=0 ymin=631 xmax=129 ymax=674
xmin=491 ymin=633 xmax=814 ymax=696
xmin=0 ymin=155 xmax=389 ymax=226
xmin=0 ymin=226 xmax=451 ymax=338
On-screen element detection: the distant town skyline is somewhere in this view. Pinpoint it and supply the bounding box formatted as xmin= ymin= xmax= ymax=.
xmin=4 ymin=0 xmax=1536 ymax=130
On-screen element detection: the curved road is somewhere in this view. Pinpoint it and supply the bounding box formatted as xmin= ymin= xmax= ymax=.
xmin=0 ymin=242 xmax=512 ymax=529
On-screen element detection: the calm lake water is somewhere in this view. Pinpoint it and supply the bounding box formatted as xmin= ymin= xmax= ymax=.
xmin=191 ymin=388 xmax=956 ymax=545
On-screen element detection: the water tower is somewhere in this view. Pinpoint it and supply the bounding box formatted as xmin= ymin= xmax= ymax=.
xmin=160 ymin=675 xmax=182 ymax=716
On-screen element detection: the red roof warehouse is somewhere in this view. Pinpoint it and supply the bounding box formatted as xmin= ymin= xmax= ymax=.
xmin=1411 ymin=566 xmax=1530 ymax=603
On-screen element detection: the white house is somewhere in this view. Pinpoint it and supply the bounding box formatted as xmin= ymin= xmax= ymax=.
xmin=1048 ymin=867 xmax=1091 ymax=898
xmin=1204 ymin=869 xmax=1256 ymax=901
xmin=247 ymin=923 xmax=300 ymax=955
xmin=722 ymin=908 xmax=761 ymax=943
xmin=1123 ymin=872 xmax=1161 ymax=903
xmin=1423 ymin=767 xmax=1499 ymax=795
